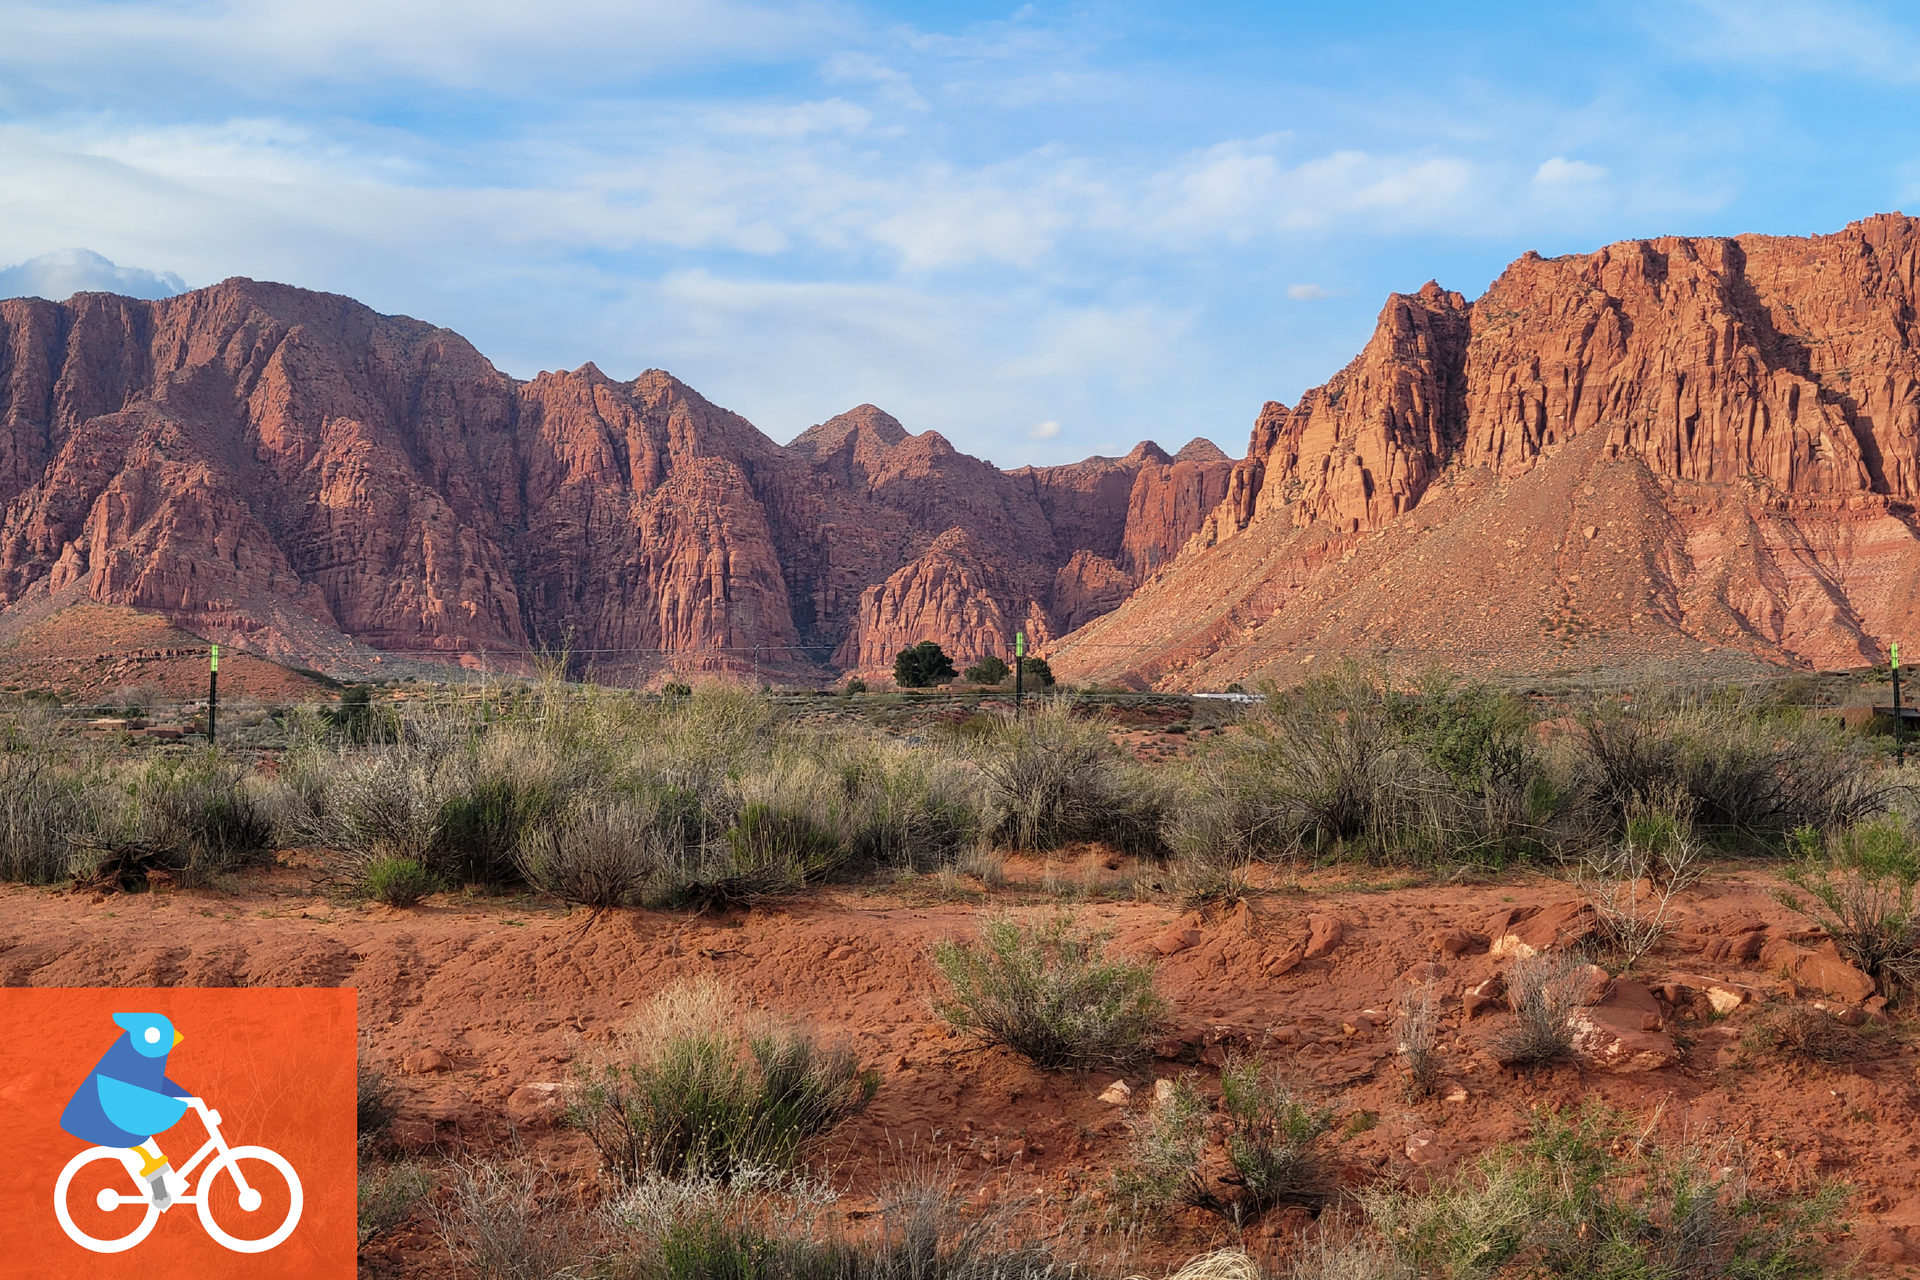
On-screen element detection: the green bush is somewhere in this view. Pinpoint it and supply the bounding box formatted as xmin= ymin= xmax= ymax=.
xmin=569 ymin=978 xmax=877 ymax=1185
xmin=894 ymin=641 xmax=957 ymax=689
xmin=1361 ymin=1107 xmax=1843 ymax=1280
xmin=358 ymin=1161 xmax=432 ymax=1245
xmin=1018 ymin=656 xmax=1055 ymax=687
xmin=932 ymin=911 xmax=1168 ymax=1071
xmin=843 ymin=677 xmax=867 ymax=696
xmin=0 ymin=743 xmax=103 ymax=883
xmin=517 ymin=797 xmax=662 ymax=908
xmin=363 ymin=856 xmax=437 ymax=906
xmin=1115 ymin=1064 xmax=1333 ymax=1226
xmin=974 ymin=701 xmax=1170 ymax=857
xmin=963 ymin=655 xmax=1010 ymax=685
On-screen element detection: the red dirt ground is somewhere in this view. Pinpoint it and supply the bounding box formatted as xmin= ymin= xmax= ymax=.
xmin=3 ymin=858 xmax=1918 ymax=1276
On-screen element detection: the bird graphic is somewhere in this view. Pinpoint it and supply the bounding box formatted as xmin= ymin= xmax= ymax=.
xmin=59 ymin=1012 xmax=191 ymax=1208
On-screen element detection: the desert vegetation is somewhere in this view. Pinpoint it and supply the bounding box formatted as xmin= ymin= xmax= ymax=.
xmin=0 ymin=662 xmax=1911 ymax=1276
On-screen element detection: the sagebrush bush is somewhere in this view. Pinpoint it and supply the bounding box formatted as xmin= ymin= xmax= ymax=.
xmin=358 ymin=1160 xmax=432 ymax=1245
xmin=0 ymin=743 xmax=104 ymax=882
xmin=1745 ymin=1004 xmax=1863 ymax=1065
xmin=974 ymin=701 xmax=1169 ymax=857
xmin=1191 ymin=667 xmax=1568 ymax=867
xmin=1579 ymin=689 xmax=1890 ymax=841
xmin=1581 ymin=789 xmax=1702 ymax=972
xmin=1781 ymin=820 xmax=1920 ymax=1000
xmin=123 ymin=752 xmax=276 ymax=881
xmin=569 ymin=977 xmax=876 ymax=1185
xmin=434 ymin=1157 xmax=585 ymax=1280
xmin=932 ymin=911 xmax=1168 ymax=1071
xmin=517 ymin=796 xmax=664 ymax=908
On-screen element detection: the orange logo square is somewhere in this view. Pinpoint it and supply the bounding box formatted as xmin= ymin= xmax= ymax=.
xmin=0 ymin=988 xmax=356 ymax=1279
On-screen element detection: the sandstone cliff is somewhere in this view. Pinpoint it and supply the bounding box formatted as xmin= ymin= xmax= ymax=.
xmin=0 ymin=282 xmax=1232 ymax=681
xmin=1052 ymin=213 xmax=1920 ymax=688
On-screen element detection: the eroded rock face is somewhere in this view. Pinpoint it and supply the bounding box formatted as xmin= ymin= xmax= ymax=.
xmin=1054 ymin=214 xmax=1920 ymax=687
xmin=0 ymin=283 xmax=1232 ymax=678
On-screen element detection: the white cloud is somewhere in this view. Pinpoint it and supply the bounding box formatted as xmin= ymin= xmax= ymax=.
xmin=1659 ymin=0 xmax=1920 ymax=84
xmin=1287 ymin=283 xmax=1331 ymax=300
xmin=1027 ymin=420 xmax=1060 ymax=439
xmin=0 ymin=248 xmax=184 ymax=300
xmin=1534 ymin=157 xmax=1608 ymax=185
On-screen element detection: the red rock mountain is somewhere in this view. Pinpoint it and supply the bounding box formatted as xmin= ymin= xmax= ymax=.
xmin=0 ymin=281 xmax=1230 ymax=681
xmin=1052 ymin=214 xmax=1920 ymax=688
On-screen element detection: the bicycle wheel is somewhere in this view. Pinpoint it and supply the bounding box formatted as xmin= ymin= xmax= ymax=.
xmin=54 ymin=1147 xmax=159 ymax=1254
xmin=194 ymin=1145 xmax=303 ymax=1254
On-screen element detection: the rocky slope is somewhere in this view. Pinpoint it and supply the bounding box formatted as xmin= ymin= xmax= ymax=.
xmin=1052 ymin=214 xmax=1920 ymax=688
xmin=0 ymin=283 xmax=1231 ymax=682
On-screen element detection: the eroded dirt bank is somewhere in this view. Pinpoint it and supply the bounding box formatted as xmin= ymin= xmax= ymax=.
xmin=5 ymin=859 xmax=1920 ymax=1275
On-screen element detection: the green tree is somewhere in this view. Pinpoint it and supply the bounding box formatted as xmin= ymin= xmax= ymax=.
xmin=963 ymin=655 xmax=1010 ymax=685
xmin=894 ymin=641 xmax=957 ymax=688
xmin=1020 ymin=657 xmax=1056 ymax=687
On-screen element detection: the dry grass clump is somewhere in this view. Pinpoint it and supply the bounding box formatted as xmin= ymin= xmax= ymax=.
xmin=568 ymin=977 xmax=877 ymax=1186
xmin=434 ymin=1157 xmax=587 ymax=1280
xmin=1494 ymin=951 xmax=1588 ymax=1066
xmin=932 ymin=910 xmax=1168 ymax=1071
xmin=1398 ymin=984 xmax=1441 ymax=1097
xmin=1744 ymin=1004 xmax=1864 ymax=1065
xmin=0 ymin=743 xmax=106 ymax=882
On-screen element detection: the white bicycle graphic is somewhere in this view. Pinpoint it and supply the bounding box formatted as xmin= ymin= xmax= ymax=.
xmin=54 ymin=1096 xmax=303 ymax=1254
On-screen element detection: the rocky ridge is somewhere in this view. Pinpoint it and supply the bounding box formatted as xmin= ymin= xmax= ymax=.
xmin=1052 ymin=213 xmax=1920 ymax=688
xmin=0 ymin=283 xmax=1231 ymax=681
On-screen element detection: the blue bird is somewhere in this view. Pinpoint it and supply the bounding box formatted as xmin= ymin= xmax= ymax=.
xmin=60 ymin=1013 xmax=191 ymax=1201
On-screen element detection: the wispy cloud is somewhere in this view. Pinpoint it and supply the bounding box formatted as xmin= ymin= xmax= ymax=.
xmin=0 ymin=248 xmax=184 ymax=300
xmin=1287 ymin=283 xmax=1331 ymax=300
xmin=1027 ymin=420 xmax=1060 ymax=439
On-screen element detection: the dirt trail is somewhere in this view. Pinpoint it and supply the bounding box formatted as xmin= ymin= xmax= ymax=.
xmin=5 ymin=859 xmax=1920 ymax=1274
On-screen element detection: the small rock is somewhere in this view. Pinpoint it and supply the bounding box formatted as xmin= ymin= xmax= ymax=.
xmin=507 ymin=1082 xmax=565 ymax=1113
xmin=1462 ymin=974 xmax=1506 ymax=1019
xmin=1702 ymin=936 xmax=1733 ymax=962
xmin=1432 ymin=927 xmax=1489 ymax=957
xmin=1832 ymin=1004 xmax=1869 ymax=1027
xmin=1404 ymin=1130 xmax=1438 ymax=1163
xmin=1761 ymin=937 xmax=1876 ymax=1004
xmin=827 ymin=945 xmax=855 ymax=962
xmin=1152 ymin=927 xmax=1202 ymax=956
xmin=1443 ymin=1084 xmax=1469 ymax=1103
xmin=403 ymin=1048 xmax=452 ymax=1075
xmin=1568 ymin=980 xmax=1678 ymax=1073
xmin=1153 ymin=1078 xmax=1177 ymax=1106
xmin=1491 ymin=900 xmax=1595 ymax=959
xmin=1730 ymin=930 xmax=1768 ymax=962
xmin=1304 ymin=913 xmax=1346 ymax=960
xmin=1265 ymin=944 xmax=1306 ymax=976
xmin=1403 ymin=961 xmax=1448 ymax=984
xmin=1098 ymin=1080 xmax=1132 ymax=1105
xmin=1663 ymin=973 xmax=1760 ymax=1014
xmin=1570 ymin=962 xmax=1612 ymax=1006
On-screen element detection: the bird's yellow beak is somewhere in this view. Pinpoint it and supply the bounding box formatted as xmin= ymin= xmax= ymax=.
xmin=172 ymin=1029 xmax=183 ymax=1048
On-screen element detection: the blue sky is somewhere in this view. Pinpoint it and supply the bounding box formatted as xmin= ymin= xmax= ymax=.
xmin=1 ymin=1 xmax=1917 ymax=464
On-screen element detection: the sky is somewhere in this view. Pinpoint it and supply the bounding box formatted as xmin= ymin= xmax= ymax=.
xmin=1 ymin=1 xmax=1918 ymax=465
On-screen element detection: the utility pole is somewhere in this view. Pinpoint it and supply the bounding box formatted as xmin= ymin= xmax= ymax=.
xmin=1014 ymin=630 xmax=1024 ymax=715
xmin=1895 ymin=641 xmax=1905 ymax=766
xmin=207 ymin=643 xmax=219 ymax=747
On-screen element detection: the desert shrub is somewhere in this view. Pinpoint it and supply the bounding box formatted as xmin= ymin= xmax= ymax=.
xmin=963 ymin=655 xmax=1010 ymax=685
xmin=843 ymin=677 xmax=867 ymax=696
xmin=974 ymin=701 xmax=1171 ymax=857
xmin=432 ymin=740 xmax=575 ymax=886
xmin=932 ymin=911 xmax=1168 ymax=1071
xmin=1116 ymin=1064 xmax=1333 ymax=1226
xmin=358 ymin=1058 xmax=400 ymax=1156
xmin=1744 ymin=1004 xmax=1863 ymax=1065
xmin=363 ymin=855 xmax=437 ymax=906
xmin=821 ymin=739 xmax=978 ymax=873
xmin=1780 ymin=820 xmax=1920 ymax=1000
xmin=569 ymin=978 xmax=876 ymax=1185
xmin=1019 ymin=657 xmax=1055 ymax=687
xmin=0 ymin=744 xmax=104 ymax=882
xmin=326 ymin=684 xmax=398 ymax=744
xmin=1494 ymin=951 xmax=1587 ymax=1066
xmin=1399 ymin=984 xmax=1442 ymax=1097
xmin=1580 ymin=789 xmax=1703 ymax=971
xmin=661 ymin=681 xmax=693 ymax=699
xmin=1218 ymin=1059 xmax=1335 ymax=1219
xmin=606 ymin=1164 xmax=1056 ymax=1280
xmin=434 ymin=1157 xmax=589 ymax=1280
xmin=1197 ymin=667 xmax=1563 ymax=866
xmin=1577 ymin=689 xmax=1890 ymax=841
xmin=133 ymin=753 xmax=276 ymax=877
xmin=895 ymin=641 xmax=957 ymax=689
xmin=517 ymin=797 xmax=665 ymax=908
xmin=1361 ymin=1107 xmax=1842 ymax=1280
xmin=359 ymin=1161 xmax=433 ymax=1245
